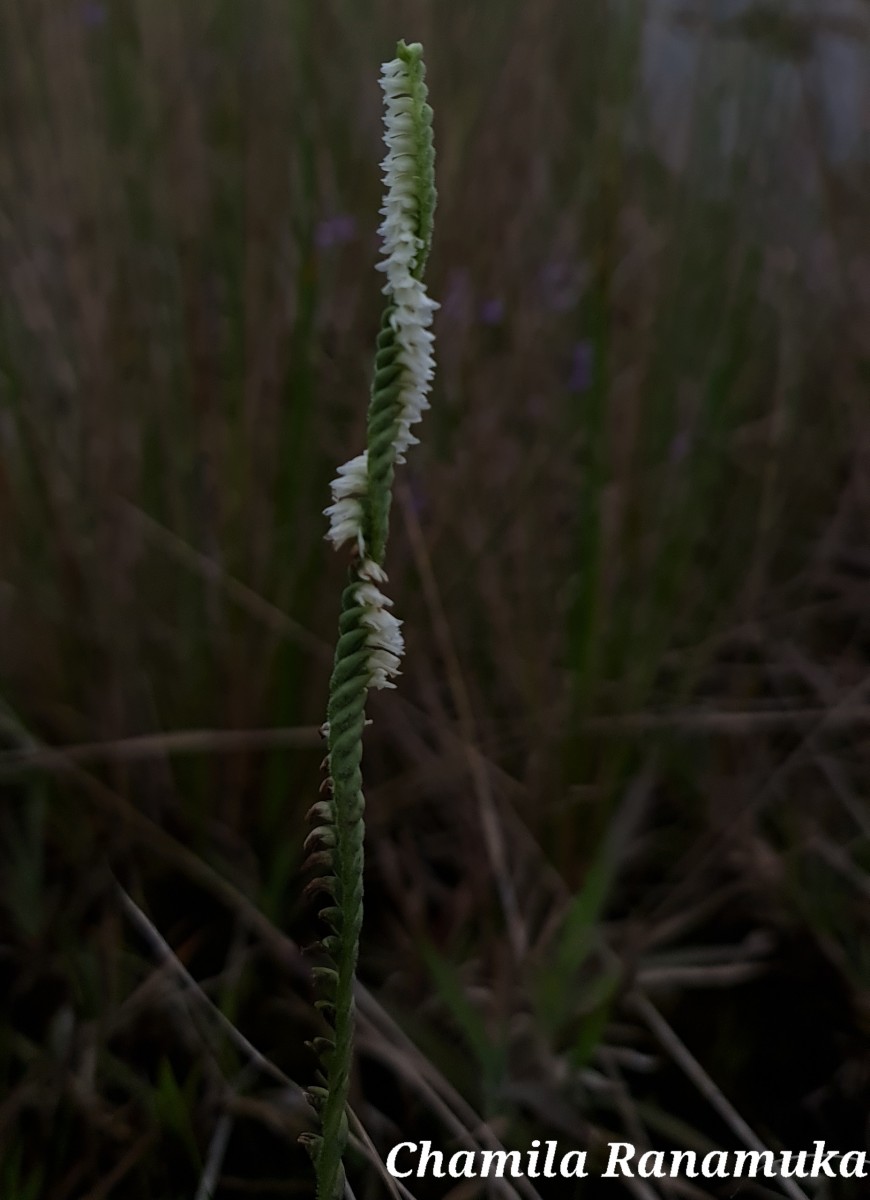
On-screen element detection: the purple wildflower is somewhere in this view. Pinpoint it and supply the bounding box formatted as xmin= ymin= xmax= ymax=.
xmin=479 ymin=297 xmax=505 ymax=326
xmin=81 ymin=2 xmax=107 ymax=27
xmin=314 ymin=215 xmax=357 ymax=251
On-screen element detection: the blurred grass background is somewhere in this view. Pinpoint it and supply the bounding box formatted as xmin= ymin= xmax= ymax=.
xmin=1 ymin=0 xmax=869 ymax=1196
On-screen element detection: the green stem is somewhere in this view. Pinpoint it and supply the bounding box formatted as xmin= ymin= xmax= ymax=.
xmin=365 ymin=308 xmax=403 ymax=563
xmin=305 ymin=578 xmax=369 ymax=1200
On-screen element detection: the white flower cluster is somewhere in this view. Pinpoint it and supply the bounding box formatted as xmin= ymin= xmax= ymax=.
xmin=324 ymin=451 xmax=367 ymax=555
xmin=357 ymin=559 xmax=404 ymax=689
xmin=376 ymin=55 xmax=438 ymax=465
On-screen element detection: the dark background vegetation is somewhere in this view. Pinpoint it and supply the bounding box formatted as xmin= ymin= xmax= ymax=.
xmin=1 ymin=1 xmax=869 ymax=1197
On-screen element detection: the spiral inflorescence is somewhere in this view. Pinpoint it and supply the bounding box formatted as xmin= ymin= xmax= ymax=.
xmin=304 ymin=38 xmax=437 ymax=1200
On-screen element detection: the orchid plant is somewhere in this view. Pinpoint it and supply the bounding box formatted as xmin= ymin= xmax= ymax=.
xmin=300 ymin=40 xmax=438 ymax=1200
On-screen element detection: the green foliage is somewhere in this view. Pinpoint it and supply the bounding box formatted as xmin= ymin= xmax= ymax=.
xmin=533 ymin=853 xmax=612 ymax=1035
xmin=0 ymin=1148 xmax=44 ymax=1200
xmin=421 ymin=942 xmax=508 ymax=1109
xmin=153 ymin=1058 xmax=204 ymax=1170
xmin=0 ymin=777 xmax=47 ymax=940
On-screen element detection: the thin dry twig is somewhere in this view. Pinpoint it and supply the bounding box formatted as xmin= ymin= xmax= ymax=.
xmin=78 ymin=1131 xmax=158 ymax=1200
xmin=809 ymin=836 xmax=870 ymax=902
xmin=356 ymin=982 xmax=545 ymax=1200
xmin=116 ymin=880 xmax=410 ymax=1195
xmin=635 ymin=961 xmax=768 ymax=990
xmin=814 ymin=753 xmax=870 ymax=838
xmin=580 ymin=704 xmax=870 ymax=735
xmin=114 ymin=880 xmax=303 ymax=1094
xmin=194 ymin=1111 xmax=236 ymax=1200
xmin=120 ymin=499 xmax=332 ymax=661
xmin=398 ymin=482 xmax=528 ymax=960
xmin=0 ymin=725 xmax=321 ymax=774
xmin=346 ymin=1106 xmax=419 ymax=1200
xmin=627 ymin=991 xmax=810 ymax=1200
xmin=640 ymin=672 xmax=870 ymax=931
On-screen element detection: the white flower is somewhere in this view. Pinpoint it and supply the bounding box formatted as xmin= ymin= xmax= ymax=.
xmin=376 ymin=54 xmax=438 ymax=465
xmin=356 ymin=567 xmax=404 ymax=689
xmin=324 ymin=451 xmax=368 ymax=555
xmin=358 ymin=557 xmax=387 ymax=583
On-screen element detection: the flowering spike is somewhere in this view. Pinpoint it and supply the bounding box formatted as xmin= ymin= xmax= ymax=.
xmin=371 ymin=42 xmax=439 ymax=488
xmin=308 ymin=39 xmax=437 ymax=1200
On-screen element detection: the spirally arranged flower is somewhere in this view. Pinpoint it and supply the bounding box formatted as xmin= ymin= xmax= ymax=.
xmin=357 ymin=574 xmax=405 ymax=690
xmin=303 ymin=41 xmax=437 ymax=1200
xmin=375 ymin=58 xmax=438 ymax=466
xmin=324 ymin=452 xmax=368 ymax=556
xmin=323 ymin=44 xmax=437 ymax=692
xmin=324 ymin=42 xmax=438 ymax=584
